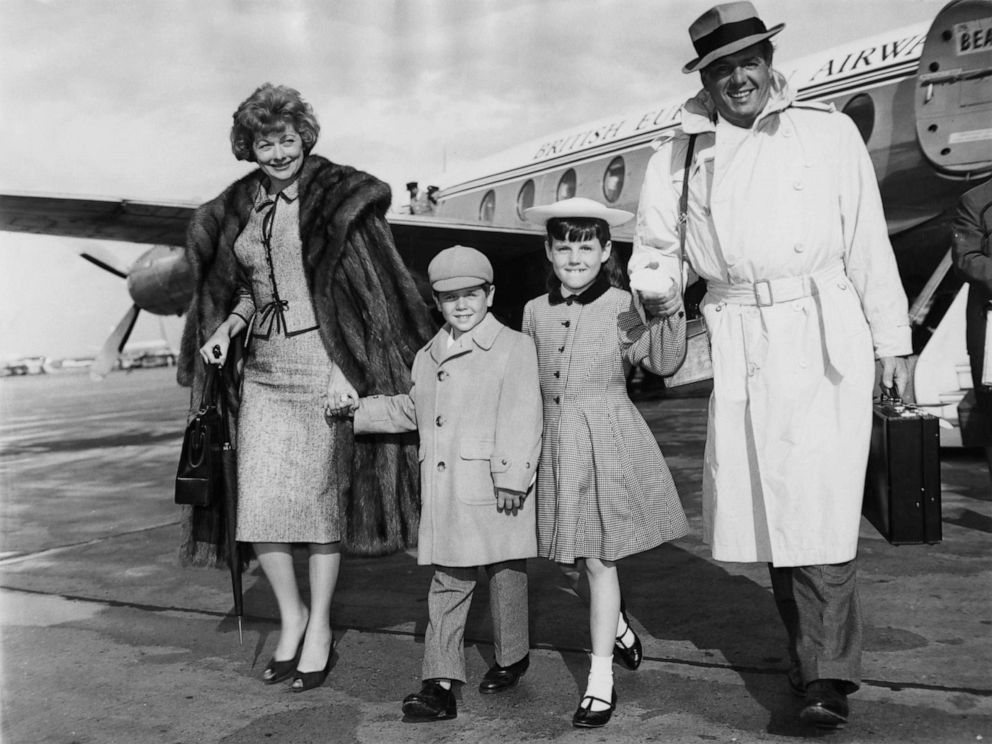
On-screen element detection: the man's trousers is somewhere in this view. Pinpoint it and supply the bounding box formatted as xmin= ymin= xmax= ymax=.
xmin=768 ymin=559 xmax=862 ymax=693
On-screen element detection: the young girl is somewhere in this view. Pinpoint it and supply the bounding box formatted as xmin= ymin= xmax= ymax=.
xmin=522 ymin=197 xmax=689 ymax=728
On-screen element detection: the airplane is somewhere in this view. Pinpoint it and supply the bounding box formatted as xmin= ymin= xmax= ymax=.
xmin=1 ymin=0 xmax=990 ymax=444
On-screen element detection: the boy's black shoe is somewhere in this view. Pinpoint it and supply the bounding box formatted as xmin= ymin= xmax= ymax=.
xmin=402 ymin=680 xmax=457 ymax=721
xmin=800 ymin=679 xmax=848 ymax=729
xmin=478 ymin=653 xmax=529 ymax=693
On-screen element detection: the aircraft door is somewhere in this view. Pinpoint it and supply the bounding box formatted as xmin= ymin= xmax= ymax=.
xmin=915 ymin=0 xmax=992 ymax=178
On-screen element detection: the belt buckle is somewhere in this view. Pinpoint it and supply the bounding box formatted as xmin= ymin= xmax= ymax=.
xmin=754 ymin=279 xmax=774 ymax=307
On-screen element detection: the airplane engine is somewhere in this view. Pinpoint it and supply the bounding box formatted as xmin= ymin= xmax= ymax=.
xmin=915 ymin=0 xmax=992 ymax=179
xmin=126 ymin=245 xmax=193 ymax=316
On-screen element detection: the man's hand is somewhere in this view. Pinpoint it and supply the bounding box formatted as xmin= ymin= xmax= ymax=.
xmin=496 ymin=488 xmax=525 ymax=515
xmin=880 ymin=355 xmax=911 ymax=399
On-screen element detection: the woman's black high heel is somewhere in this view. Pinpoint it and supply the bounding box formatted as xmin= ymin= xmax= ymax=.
xmin=614 ymin=598 xmax=643 ymax=670
xmin=263 ymin=638 xmax=304 ymax=685
xmin=291 ymin=638 xmax=335 ymax=693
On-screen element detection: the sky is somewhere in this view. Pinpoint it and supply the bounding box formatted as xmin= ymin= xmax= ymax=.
xmin=0 ymin=0 xmax=949 ymax=360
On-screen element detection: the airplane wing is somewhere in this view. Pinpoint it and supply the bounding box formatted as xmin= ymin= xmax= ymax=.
xmin=0 ymin=193 xmax=578 ymax=262
xmin=0 ymin=193 xmax=196 ymax=246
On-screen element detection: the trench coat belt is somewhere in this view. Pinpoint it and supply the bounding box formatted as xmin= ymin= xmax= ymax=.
xmin=707 ymin=262 xmax=852 ymax=377
xmin=707 ymin=263 xmax=847 ymax=306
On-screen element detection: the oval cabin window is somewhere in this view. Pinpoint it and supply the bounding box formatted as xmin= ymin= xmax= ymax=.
xmin=602 ymin=156 xmax=625 ymax=203
xmin=556 ymin=169 xmax=576 ymax=201
xmin=479 ymin=190 xmax=496 ymax=223
xmin=516 ymin=180 xmax=535 ymax=220
xmin=841 ymin=94 xmax=875 ymax=144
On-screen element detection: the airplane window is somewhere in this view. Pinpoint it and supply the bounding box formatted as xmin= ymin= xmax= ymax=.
xmin=602 ymin=157 xmax=625 ymax=203
xmin=479 ymin=190 xmax=496 ymax=223
xmin=557 ymin=169 xmax=577 ymax=201
xmin=516 ymin=180 xmax=535 ymax=219
xmin=841 ymin=94 xmax=875 ymax=144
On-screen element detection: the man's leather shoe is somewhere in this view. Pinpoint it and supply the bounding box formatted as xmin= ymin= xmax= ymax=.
xmin=478 ymin=653 xmax=529 ymax=694
xmin=402 ymin=680 xmax=457 ymax=721
xmin=572 ymin=688 xmax=618 ymax=729
xmin=800 ymin=679 xmax=849 ymax=729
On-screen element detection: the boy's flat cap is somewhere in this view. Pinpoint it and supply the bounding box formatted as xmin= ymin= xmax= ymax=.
xmin=428 ymin=245 xmax=494 ymax=292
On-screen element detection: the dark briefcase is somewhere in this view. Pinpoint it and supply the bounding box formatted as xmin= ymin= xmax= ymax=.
xmin=862 ymin=393 xmax=941 ymax=545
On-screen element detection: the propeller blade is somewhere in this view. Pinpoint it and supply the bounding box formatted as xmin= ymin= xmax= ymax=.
xmin=79 ymin=245 xmax=133 ymax=279
xmin=90 ymin=304 xmax=141 ymax=380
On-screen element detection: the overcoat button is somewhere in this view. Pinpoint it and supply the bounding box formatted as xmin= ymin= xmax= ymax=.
xmin=793 ymin=243 xmax=805 ymax=253
xmin=437 ymin=461 xmax=446 ymax=472
xmin=562 ymin=320 xmax=571 ymax=327
xmin=558 ymin=345 xmax=565 ymax=353
xmin=435 ymin=416 xmax=444 ymax=426
xmin=553 ymin=371 xmax=560 ymax=378
xmin=794 ymin=181 xmax=804 ymax=190
xmin=437 ymin=370 xmax=447 ymax=381
xmin=554 ymin=396 xmax=560 ymax=404
xmin=500 ymin=458 xmax=508 ymax=465
xmin=838 ymin=281 xmax=848 ymax=290
xmin=702 ymin=206 xmax=711 ymax=216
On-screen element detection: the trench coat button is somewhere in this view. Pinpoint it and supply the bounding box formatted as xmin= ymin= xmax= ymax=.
xmin=525 ymin=462 xmax=531 ymax=469
xmin=437 ymin=370 xmax=447 ymax=381
xmin=553 ymin=370 xmax=560 ymax=378
xmin=838 ymin=281 xmax=848 ymax=290
xmin=715 ymin=303 xmax=724 ymax=312
xmin=793 ymin=243 xmax=805 ymax=253
xmin=554 ymin=396 xmax=560 ymax=404
xmin=558 ymin=345 xmax=565 ymax=353
xmin=799 ymin=359 xmax=809 ymax=368
xmin=562 ymin=320 xmax=571 ymax=327
xmin=500 ymin=458 xmax=508 ymax=466
xmin=793 ymin=181 xmax=804 ymax=190
xmin=702 ymin=205 xmax=711 ymax=216
xmin=435 ymin=415 xmax=445 ymax=427
xmin=437 ymin=461 xmax=446 ymax=472
xmin=747 ymin=363 xmax=758 ymax=376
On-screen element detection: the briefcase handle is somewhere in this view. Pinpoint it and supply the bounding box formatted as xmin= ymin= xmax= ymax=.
xmin=879 ymin=384 xmax=906 ymax=413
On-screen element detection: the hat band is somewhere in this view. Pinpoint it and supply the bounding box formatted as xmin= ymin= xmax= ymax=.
xmin=692 ymin=17 xmax=768 ymax=63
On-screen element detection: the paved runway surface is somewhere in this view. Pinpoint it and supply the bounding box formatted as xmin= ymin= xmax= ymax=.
xmin=0 ymin=367 xmax=989 ymax=743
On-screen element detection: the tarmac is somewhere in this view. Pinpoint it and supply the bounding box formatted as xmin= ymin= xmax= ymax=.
xmin=0 ymin=366 xmax=990 ymax=744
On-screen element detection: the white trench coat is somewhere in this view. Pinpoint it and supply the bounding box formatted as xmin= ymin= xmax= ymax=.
xmin=632 ymin=74 xmax=911 ymax=567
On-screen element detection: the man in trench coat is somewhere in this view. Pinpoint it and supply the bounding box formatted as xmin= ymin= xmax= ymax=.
xmin=630 ymin=1 xmax=911 ymax=730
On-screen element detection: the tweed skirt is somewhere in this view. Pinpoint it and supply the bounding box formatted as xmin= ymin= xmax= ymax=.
xmin=236 ymin=330 xmax=350 ymax=543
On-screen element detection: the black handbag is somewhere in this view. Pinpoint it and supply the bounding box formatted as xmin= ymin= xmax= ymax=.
xmin=175 ymin=366 xmax=226 ymax=507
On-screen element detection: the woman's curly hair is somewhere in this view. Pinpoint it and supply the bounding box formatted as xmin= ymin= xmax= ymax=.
xmin=230 ymin=83 xmax=320 ymax=162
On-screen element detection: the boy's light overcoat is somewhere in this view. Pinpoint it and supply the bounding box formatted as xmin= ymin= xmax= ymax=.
xmin=355 ymin=313 xmax=542 ymax=567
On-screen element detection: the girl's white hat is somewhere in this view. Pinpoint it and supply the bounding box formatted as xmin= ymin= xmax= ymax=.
xmin=524 ymin=197 xmax=633 ymax=228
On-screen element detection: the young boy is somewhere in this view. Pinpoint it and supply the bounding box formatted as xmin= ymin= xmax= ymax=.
xmin=338 ymin=245 xmax=542 ymax=721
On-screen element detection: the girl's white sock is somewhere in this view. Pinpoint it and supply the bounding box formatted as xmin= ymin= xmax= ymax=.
xmin=582 ymin=653 xmax=614 ymax=712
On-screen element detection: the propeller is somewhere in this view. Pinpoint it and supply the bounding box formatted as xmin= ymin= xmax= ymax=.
xmin=90 ymin=304 xmax=141 ymax=380
xmin=80 ymin=245 xmax=140 ymax=380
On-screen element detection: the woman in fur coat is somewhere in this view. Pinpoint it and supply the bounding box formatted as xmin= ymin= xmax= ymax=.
xmin=177 ymin=83 xmax=434 ymax=691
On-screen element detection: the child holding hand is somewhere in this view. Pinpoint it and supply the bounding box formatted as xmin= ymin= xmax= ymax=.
xmin=332 ymin=245 xmax=542 ymax=722
xmin=522 ymin=197 xmax=689 ymax=729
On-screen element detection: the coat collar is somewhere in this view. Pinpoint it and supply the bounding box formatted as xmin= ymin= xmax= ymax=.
xmin=548 ymin=270 xmax=611 ymax=306
xmin=428 ymin=312 xmax=502 ymax=363
xmin=680 ymin=69 xmax=794 ymax=134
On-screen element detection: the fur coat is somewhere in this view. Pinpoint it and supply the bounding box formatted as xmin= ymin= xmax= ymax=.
xmin=177 ymin=154 xmax=435 ymax=565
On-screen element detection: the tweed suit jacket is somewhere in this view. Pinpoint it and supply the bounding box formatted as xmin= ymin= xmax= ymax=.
xmin=522 ymin=279 xmax=689 ymax=563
